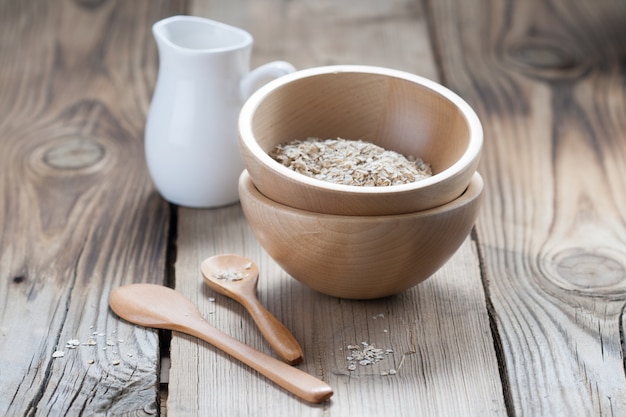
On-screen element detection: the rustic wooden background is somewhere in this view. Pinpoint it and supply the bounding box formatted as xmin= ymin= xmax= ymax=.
xmin=1 ymin=0 xmax=625 ymax=416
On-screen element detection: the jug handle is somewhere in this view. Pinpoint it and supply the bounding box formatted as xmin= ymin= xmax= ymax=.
xmin=240 ymin=61 xmax=296 ymax=101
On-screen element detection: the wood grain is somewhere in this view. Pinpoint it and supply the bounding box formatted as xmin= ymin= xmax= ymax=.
xmin=428 ymin=0 xmax=626 ymax=415
xmin=4 ymin=0 xmax=623 ymax=415
xmin=0 ymin=0 xmax=181 ymax=415
xmin=170 ymin=207 xmax=506 ymax=416
xmin=167 ymin=0 xmax=506 ymax=415
xmin=190 ymin=0 xmax=439 ymax=79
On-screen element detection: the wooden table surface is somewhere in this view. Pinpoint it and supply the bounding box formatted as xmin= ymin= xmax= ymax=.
xmin=2 ymin=0 xmax=625 ymax=416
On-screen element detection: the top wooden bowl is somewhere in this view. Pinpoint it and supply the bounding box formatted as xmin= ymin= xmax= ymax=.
xmin=238 ymin=65 xmax=483 ymax=216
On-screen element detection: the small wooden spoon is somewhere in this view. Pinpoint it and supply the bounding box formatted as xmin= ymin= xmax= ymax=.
xmin=201 ymin=254 xmax=304 ymax=365
xmin=109 ymin=284 xmax=333 ymax=404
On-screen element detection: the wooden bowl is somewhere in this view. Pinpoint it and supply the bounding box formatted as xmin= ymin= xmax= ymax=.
xmin=239 ymin=170 xmax=484 ymax=299
xmin=238 ymin=65 xmax=483 ymax=216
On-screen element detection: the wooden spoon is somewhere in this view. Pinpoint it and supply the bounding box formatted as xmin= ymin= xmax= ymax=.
xmin=201 ymin=254 xmax=304 ymax=365
xmin=109 ymin=284 xmax=333 ymax=404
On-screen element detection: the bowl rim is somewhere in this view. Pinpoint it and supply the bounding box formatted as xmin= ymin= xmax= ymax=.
xmin=239 ymin=64 xmax=483 ymax=195
xmin=240 ymin=169 xmax=484 ymax=220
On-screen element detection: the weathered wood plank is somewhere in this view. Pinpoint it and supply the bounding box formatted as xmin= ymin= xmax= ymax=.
xmin=191 ymin=0 xmax=439 ymax=79
xmin=429 ymin=0 xmax=626 ymax=415
xmin=171 ymin=206 xmax=506 ymax=416
xmin=0 ymin=0 xmax=182 ymax=415
xmin=168 ymin=1 xmax=506 ymax=415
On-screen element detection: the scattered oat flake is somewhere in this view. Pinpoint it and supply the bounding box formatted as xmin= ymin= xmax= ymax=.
xmin=87 ymin=359 xmax=95 ymax=365
xmin=345 ymin=342 xmax=393 ymax=371
xmin=112 ymin=360 xmax=121 ymax=366
xmin=84 ymin=339 xmax=97 ymax=346
xmin=65 ymin=339 xmax=81 ymax=349
xmin=52 ymin=351 xmax=65 ymax=358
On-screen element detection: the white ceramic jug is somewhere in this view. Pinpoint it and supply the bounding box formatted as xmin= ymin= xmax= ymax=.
xmin=145 ymin=15 xmax=295 ymax=208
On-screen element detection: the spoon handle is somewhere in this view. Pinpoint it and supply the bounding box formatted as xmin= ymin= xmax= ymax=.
xmin=241 ymin=297 xmax=304 ymax=365
xmin=177 ymin=316 xmax=333 ymax=404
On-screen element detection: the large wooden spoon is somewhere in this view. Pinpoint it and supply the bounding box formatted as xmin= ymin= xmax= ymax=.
xmin=201 ymin=254 xmax=303 ymax=365
xmin=109 ymin=284 xmax=333 ymax=404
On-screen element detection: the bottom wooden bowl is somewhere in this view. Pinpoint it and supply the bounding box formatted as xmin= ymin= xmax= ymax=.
xmin=239 ymin=170 xmax=483 ymax=299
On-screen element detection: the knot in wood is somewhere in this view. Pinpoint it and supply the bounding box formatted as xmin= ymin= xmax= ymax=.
xmin=554 ymin=249 xmax=625 ymax=293
xmin=511 ymin=44 xmax=575 ymax=70
xmin=505 ymin=41 xmax=587 ymax=81
xmin=142 ymin=401 xmax=158 ymax=415
xmin=43 ymin=136 xmax=105 ymax=170
xmin=74 ymin=0 xmax=109 ymax=10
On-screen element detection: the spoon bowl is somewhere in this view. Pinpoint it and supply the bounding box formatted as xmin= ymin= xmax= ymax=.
xmin=109 ymin=284 xmax=332 ymax=403
xmin=201 ymin=254 xmax=303 ymax=365
xmin=201 ymin=254 xmax=259 ymax=299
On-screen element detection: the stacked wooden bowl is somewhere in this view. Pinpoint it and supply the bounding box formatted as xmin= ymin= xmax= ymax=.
xmin=238 ymin=66 xmax=484 ymax=299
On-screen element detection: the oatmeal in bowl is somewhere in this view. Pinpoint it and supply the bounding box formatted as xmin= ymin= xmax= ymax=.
xmin=238 ymin=65 xmax=483 ymax=216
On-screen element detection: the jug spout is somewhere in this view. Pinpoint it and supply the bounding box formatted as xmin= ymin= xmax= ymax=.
xmin=152 ymin=15 xmax=253 ymax=53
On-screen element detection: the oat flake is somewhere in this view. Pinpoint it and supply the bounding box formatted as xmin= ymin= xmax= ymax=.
xmin=65 ymin=339 xmax=81 ymax=349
